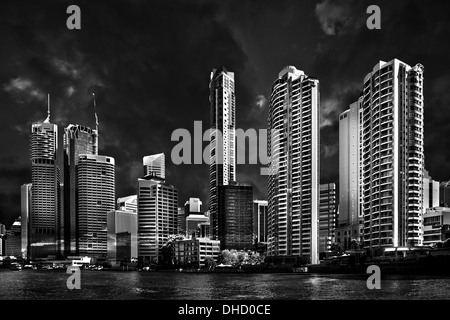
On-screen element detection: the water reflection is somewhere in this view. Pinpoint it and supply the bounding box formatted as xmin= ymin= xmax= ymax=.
xmin=0 ymin=269 xmax=449 ymax=300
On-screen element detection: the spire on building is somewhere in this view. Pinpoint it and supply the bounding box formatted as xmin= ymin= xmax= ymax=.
xmin=44 ymin=93 xmax=51 ymax=123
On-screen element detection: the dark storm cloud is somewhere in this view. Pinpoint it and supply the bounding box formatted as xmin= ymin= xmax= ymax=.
xmin=0 ymin=0 xmax=253 ymax=225
xmin=2 ymin=0 xmax=450 ymax=227
xmin=315 ymin=0 xmax=365 ymax=36
xmin=310 ymin=0 xmax=450 ymax=187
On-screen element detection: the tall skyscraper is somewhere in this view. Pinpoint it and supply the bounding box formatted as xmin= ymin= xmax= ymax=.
xmin=337 ymin=99 xmax=364 ymax=250
xmin=209 ymin=67 xmax=236 ymax=240
xmin=253 ymin=200 xmax=268 ymax=244
xmin=339 ymin=99 xmax=364 ymax=228
xmin=267 ymin=66 xmax=320 ymax=264
xmin=137 ymin=175 xmax=178 ymax=266
xmin=21 ymin=183 xmax=32 ymax=259
xmin=63 ymin=124 xmax=98 ymax=255
xmin=319 ymin=183 xmax=337 ymax=255
xmin=77 ymin=154 xmax=115 ymax=257
xmin=143 ymin=153 xmax=165 ymax=179
xmin=29 ymin=99 xmax=61 ymax=259
xmin=362 ymin=59 xmax=424 ymax=250
xmin=217 ymin=183 xmax=253 ymax=250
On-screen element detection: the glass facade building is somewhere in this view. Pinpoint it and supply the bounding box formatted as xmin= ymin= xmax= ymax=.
xmin=63 ymin=124 xmax=98 ymax=255
xmin=209 ymin=67 xmax=236 ymax=240
xmin=77 ymin=154 xmax=115 ymax=257
xmin=217 ymin=183 xmax=253 ymax=250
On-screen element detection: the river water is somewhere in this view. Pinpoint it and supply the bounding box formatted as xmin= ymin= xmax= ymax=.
xmin=0 ymin=269 xmax=449 ymax=300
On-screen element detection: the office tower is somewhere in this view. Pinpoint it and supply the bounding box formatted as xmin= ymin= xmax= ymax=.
xmin=5 ymin=218 xmax=22 ymax=257
xmin=362 ymin=59 xmax=424 ymax=250
xmin=440 ymin=181 xmax=450 ymax=207
xmin=337 ymin=99 xmax=364 ymax=250
xmin=217 ymin=183 xmax=253 ymax=250
xmin=64 ymin=124 xmax=98 ymax=255
xmin=137 ymin=176 xmax=178 ymax=266
xmin=107 ymin=209 xmax=137 ymax=266
xmin=209 ymin=67 xmax=236 ymax=240
xmin=253 ymin=200 xmax=268 ymax=243
xmin=267 ymin=66 xmax=320 ymax=264
xmin=319 ymin=183 xmax=337 ymax=255
xmin=30 ymin=101 xmax=61 ymax=259
xmin=117 ymin=195 xmax=138 ymax=213
xmin=77 ymin=154 xmax=115 ymax=257
xmin=423 ymin=170 xmax=439 ymax=211
xmin=143 ymin=153 xmax=165 ymax=179
xmin=21 ymin=183 xmax=32 ymax=259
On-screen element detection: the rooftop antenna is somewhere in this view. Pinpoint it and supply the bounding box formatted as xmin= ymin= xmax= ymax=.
xmin=44 ymin=93 xmax=51 ymax=123
xmin=92 ymin=92 xmax=99 ymax=154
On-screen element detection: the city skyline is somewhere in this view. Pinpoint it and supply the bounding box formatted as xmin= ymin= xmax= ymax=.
xmin=2 ymin=0 xmax=450 ymax=229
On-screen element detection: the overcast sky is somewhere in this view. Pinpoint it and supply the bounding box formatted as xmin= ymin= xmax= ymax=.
xmin=1 ymin=0 xmax=450 ymax=228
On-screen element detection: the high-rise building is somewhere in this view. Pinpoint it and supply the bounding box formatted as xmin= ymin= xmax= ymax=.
xmin=362 ymin=59 xmax=424 ymax=250
xmin=337 ymin=99 xmax=364 ymax=250
xmin=21 ymin=183 xmax=32 ymax=259
xmin=63 ymin=124 xmax=98 ymax=255
xmin=423 ymin=170 xmax=439 ymax=211
xmin=267 ymin=66 xmax=320 ymax=264
xmin=217 ymin=183 xmax=253 ymax=250
xmin=253 ymin=200 xmax=268 ymax=244
xmin=6 ymin=218 xmax=22 ymax=257
xmin=117 ymin=195 xmax=138 ymax=213
xmin=143 ymin=153 xmax=165 ymax=179
xmin=339 ymin=99 xmax=364 ymax=228
xmin=209 ymin=67 xmax=236 ymax=240
xmin=29 ymin=102 xmax=61 ymax=259
xmin=137 ymin=175 xmax=178 ymax=266
xmin=319 ymin=183 xmax=337 ymax=255
xmin=77 ymin=154 xmax=115 ymax=257
xmin=107 ymin=209 xmax=137 ymax=266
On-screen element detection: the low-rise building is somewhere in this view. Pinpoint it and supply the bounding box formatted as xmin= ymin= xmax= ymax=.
xmin=423 ymin=207 xmax=450 ymax=246
xmin=172 ymin=237 xmax=220 ymax=268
